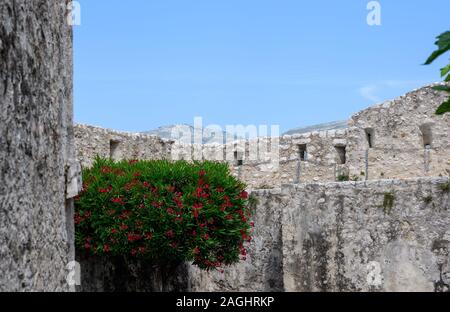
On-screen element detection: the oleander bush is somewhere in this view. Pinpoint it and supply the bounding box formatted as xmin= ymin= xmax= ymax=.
xmin=74 ymin=157 xmax=254 ymax=271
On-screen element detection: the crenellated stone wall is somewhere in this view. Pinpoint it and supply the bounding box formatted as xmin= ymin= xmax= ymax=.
xmin=75 ymin=124 xmax=172 ymax=168
xmin=347 ymin=84 xmax=450 ymax=180
xmin=74 ymin=84 xmax=450 ymax=188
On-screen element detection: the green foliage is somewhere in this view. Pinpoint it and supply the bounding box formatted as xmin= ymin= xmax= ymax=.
xmin=423 ymin=195 xmax=433 ymax=205
xmin=336 ymin=174 xmax=359 ymax=182
xmin=424 ymin=31 xmax=450 ymax=66
xmin=337 ymin=174 xmax=350 ymax=182
xmin=439 ymin=181 xmax=450 ymax=192
xmin=74 ymin=157 xmax=253 ymax=271
xmin=424 ymin=31 xmax=450 ymax=115
xmin=382 ymin=192 xmax=395 ymax=214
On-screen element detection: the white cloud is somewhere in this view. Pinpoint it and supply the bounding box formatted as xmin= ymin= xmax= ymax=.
xmin=359 ymin=80 xmax=427 ymax=103
xmin=359 ymin=84 xmax=381 ymax=102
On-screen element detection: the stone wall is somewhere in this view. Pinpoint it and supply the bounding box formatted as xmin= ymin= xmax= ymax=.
xmin=0 ymin=0 xmax=77 ymax=291
xmin=347 ymin=84 xmax=450 ymax=180
xmin=73 ymin=84 xmax=450 ymax=188
xmin=187 ymin=177 xmax=450 ymax=292
xmin=74 ymin=124 xmax=171 ymax=168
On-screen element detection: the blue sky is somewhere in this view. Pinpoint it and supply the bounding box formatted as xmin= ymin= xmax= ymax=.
xmin=74 ymin=0 xmax=450 ymax=133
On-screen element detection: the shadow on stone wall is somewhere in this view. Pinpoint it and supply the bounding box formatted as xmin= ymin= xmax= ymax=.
xmin=76 ymin=251 xmax=189 ymax=292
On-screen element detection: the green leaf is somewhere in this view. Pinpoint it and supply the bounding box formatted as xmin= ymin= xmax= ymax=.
xmin=445 ymin=74 xmax=450 ymax=82
xmin=424 ymin=31 xmax=450 ymax=65
xmin=432 ymin=85 xmax=450 ymax=93
xmin=436 ymin=98 xmax=450 ymax=115
xmin=441 ymin=64 xmax=450 ymax=77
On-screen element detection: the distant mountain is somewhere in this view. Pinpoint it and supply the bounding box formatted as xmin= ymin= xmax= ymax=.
xmin=283 ymin=120 xmax=348 ymax=136
xmin=145 ymin=120 xmax=348 ymax=143
xmin=143 ymin=124 xmax=240 ymax=144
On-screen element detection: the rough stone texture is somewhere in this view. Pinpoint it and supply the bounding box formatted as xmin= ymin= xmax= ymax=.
xmin=95 ymin=177 xmax=447 ymax=293
xmin=0 ymin=0 xmax=76 ymax=291
xmin=282 ymin=177 xmax=450 ymax=292
xmin=74 ymin=124 xmax=171 ymax=168
xmin=347 ymin=83 xmax=450 ymax=181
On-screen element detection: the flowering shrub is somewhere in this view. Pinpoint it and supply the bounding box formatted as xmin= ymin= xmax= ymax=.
xmin=74 ymin=157 xmax=254 ymax=271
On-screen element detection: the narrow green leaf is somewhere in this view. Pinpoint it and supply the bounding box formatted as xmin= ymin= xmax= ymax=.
xmin=436 ymin=98 xmax=450 ymax=115
xmin=436 ymin=31 xmax=450 ymax=49
xmin=424 ymin=31 xmax=450 ymax=65
xmin=441 ymin=64 xmax=450 ymax=77
xmin=424 ymin=44 xmax=450 ymax=65
xmin=445 ymin=74 xmax=450 ymax=82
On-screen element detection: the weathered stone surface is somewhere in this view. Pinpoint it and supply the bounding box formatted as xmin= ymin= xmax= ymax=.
xmin=282 ymin=177 xmax=450 ymax=292
xmin=0 ymin=0 xmax=75 ymax=291
xmin=74 ymin=124 xmax=172 ymax=168
xmin=168 ymin=178 xmax=448 ymax=292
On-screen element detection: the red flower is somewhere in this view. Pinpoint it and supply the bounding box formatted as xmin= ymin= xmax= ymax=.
xmin=239 ymin=191 xmax=248 ymax=199
xmin=84 ymin=242 xmax=91 ymax=250
xmin=165 ymin=230 xmax=174 ymax=238
xmin=119 ymin=210 xmax=131 ymax=219
xmin=84 ymin=211 xmax=91 ymax=218
xmin=193 ymin=203 xmax=203 ymax=210
xmin=131 ymin=249 xmax=137 ymax=256
xmin=111 ymin=197 xmax=125 ymax=205
xmin=133 ymin=172 xmax=141 ymax=177
xmin=250 ymin=222 xmax=255 ymax=227
xmin=111 ymin=228 xmax=118 ymax=234
xmin=199 ymin=170 xmax=206 ymax=177
xmin=98 ymin=186 xmax=112 ymax=193
xmin=145 ymin=232 xmax=153 ymax=240
xmin=74 ymin=213 xmax=83 ymax=225
xmin=119 ymin=223 xmax=128 ymax=231
xmin=193 ymin=247 xmax=200 ymax=254
xmin=192 ymin=203 xmax=203 ymax=218
xmin=170 ymin=242 xmax=178 ymax=248
xmin=225 ymin=215 xmax=233 ymax=220
xmin=166 ymin=208 xmax=175 ymax=215
xmin=127 ymin=233 xmax=142 ymax=242
xmin=128 ymin=159 xmax=138 ymax=165
xmin=138 ymin=246 xmax=146 ymax=254
xmin=101 ymin=166 xmax=112 ymax=174
xmin=103 ymin=244 xmax=110 ymax=252
xmin=203 ymin=233 xmax=210 ymax=240
xmin=216 ymin=187 xmax=224 ymax=193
